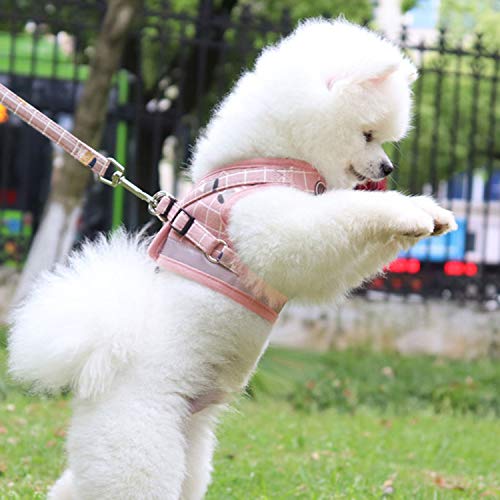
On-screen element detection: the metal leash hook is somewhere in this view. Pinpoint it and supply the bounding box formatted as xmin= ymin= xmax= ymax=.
xmin=97 ymin=157 xmax=168 ymax=222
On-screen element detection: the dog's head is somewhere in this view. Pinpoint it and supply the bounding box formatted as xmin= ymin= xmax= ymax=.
xmin=191 ymin=19 xmax=418 ymax=187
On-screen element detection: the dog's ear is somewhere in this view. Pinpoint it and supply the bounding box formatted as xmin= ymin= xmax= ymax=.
xmin=361 ymin=62 xmax=399 ymax=86
xmin=326 ymin=62 xmax=400 ymax=91
xmin=362 ymin=60 xmax=419 ymax=85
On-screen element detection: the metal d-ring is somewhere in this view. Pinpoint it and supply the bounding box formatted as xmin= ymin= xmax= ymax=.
xmin=205 ymin=239 xmax=228 ymax=264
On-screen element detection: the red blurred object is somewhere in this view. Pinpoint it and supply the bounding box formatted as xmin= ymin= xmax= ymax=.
xmin=387 ymin=257 xmax=421 ymax=274
xmin=391 ymin=277 xmax=403 ymax=289
xmin=410 ymin=278 xmax=423 ymax=291
xmin=388 ymin=258 xmax=406 ymax=273
xmin=406 ymin=258 xmax=421 ymax=274
xmin=372 ymin=277 xmax=385 ymax=289
xmin=444 ymin=261 xmax=463 ymax=276
xmin=355 ymin=179 xmax=387 ymax=191
xmin=444 ymin=261 xmax=478 ymax=277
xmin=0 ymin=189 xmax=17 ymax=205
xmin=464 ymin=262 xmax=478 ymax=276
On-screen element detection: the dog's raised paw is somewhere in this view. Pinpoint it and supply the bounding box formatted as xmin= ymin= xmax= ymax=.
xmin=389 ymin=215 xmax=433 ymax=251
xmin=411 ymin=196 xmax=458 ymax=236
xmin=388 ymin=202 xmax=435 ymax=240
xmin=431 ymin=210 xmax=458 ymax=235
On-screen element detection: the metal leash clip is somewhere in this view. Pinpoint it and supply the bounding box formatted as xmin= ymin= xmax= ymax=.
xmin=97 ymin=157 xmax=169 ymax=222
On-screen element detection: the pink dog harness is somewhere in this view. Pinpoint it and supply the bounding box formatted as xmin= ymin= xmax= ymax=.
xmin=149 ymin=158 xmax=327 ymax=323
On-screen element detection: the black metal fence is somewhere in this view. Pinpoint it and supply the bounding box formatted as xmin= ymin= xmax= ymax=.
xmin=0 ymin=1 xmax=498 ymax=304
xmin=125 ymin=0 xmax=293 ymax=227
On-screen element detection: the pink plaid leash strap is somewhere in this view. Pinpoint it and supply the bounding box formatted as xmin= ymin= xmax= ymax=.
xmin=0 ymin=82 xmax=110 ymax=177
xmin=0 ymin=82 xmax=155 ymax=204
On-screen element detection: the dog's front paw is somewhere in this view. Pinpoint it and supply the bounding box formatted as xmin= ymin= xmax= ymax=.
xmin=411 ymin=196 xmax=458 ymax=236
xmin=389 ymin=208 xmax=435 ymax=240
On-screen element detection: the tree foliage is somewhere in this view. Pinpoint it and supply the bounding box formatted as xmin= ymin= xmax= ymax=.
xmin=440 ymin=0 xmax=500 ymax=49
xmin=245 ymin=0 xmax=372 ymax=24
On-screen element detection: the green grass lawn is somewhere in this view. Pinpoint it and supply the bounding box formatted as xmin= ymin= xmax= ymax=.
xmin=209 ymin=401 xmax=499 ymax=499
xmin=1 ymin=337 xmax=499 ymax=499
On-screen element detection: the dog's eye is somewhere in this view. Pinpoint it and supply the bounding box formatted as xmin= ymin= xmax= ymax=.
xmin=363 ymin=131 xmax=373 ymax=143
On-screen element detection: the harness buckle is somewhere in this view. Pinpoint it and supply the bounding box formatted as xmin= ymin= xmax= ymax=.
xmin=171 ymin=208 xmax=195 ymax=236
xmin=205 ymin=239 xmax=228 ymax=264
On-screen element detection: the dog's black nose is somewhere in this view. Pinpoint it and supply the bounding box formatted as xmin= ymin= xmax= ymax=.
xmin=380 ymin=161 xmax=394 ymax=177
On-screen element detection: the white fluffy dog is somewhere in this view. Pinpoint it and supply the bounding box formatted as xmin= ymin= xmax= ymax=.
xmin=8 ymin=19 xmax=456 ymax=499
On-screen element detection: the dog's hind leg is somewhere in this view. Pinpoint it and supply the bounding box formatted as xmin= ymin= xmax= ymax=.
xmin=180 ymin=408 xmax=220 ymax=500
xmin=67 ymin=385 xmax=190 ymax=500
xmin=48 ymin=469 xmax=76 ymax=500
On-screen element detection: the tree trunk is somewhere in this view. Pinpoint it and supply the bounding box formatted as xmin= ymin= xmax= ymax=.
xmin=14 ymin=0 xmax=142 ymax=303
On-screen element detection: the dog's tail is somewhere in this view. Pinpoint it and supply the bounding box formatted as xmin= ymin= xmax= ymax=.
xmin=8 ymin=229 xmax=158 ymax=399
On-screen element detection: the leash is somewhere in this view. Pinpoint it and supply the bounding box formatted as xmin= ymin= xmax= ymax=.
xmin=0 ymin=82 xmax=164 ymax=216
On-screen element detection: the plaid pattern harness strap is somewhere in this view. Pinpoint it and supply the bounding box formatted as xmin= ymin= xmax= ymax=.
xmin=149 ymin=158 xmax=327 ymax=323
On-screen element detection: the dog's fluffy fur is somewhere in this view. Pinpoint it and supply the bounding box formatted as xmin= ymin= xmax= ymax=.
xmin=8 ymin=19 xmax=456 ymax=499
